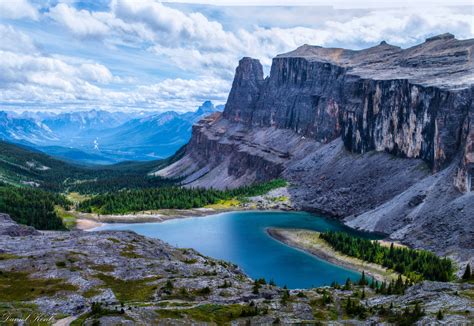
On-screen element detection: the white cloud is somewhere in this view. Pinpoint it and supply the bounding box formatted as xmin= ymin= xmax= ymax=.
xmin=163 ymin=0 xmax=472 ymax=7
xmin=0 ymin=38 xmax=114 ymax=102
xmin=47 ymin=3 xmax=109 ymax=38
xmin=2 ymin=1 xmax=474 ymax=113
xmin=0 ymin=25 xmax=37 ymax=53
xmin=48 ymin=2 xmax=474 ymax=79
xmin=0 ymin=0 xmax=38 ymax=20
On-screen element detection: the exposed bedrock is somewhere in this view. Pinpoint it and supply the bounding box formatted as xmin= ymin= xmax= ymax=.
xmin=157 ymin=34 xmax=473 ymax=262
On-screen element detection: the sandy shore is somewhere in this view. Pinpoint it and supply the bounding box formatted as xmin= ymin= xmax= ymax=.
xmin=267 ymin=228 xmax=399 ymax=282
xmin=74 ymin=207 xmax=242 ymax=230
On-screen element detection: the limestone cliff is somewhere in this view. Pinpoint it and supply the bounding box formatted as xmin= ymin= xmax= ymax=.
xmin=157 ymin=34 xmax=473 ymax=263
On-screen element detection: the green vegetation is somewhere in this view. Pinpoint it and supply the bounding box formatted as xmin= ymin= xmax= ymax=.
xmin=0 ymin=182 xmax=68 ymax=230
xmin=0 ymin=270 xmax=77 ymax=301
xmin=377 ymin=302 xmax=425 ymax=325
xmin=54 ymin=205 xmax=76 ymax=229
xmin=90 ymin=264 xmax=115 ymax=273
xmin=156 ymin=303 xmax=263 ymax=323
xmin=95 ymin=273 xmax=160 ymax=302
xmin=120 ymin=244 xmax=145 ymax=259
xmin=71 ymin=302 xmax=129 ymax=326
xmin=78 ymin=179 xmax=287 ymax=214
xmin=462 ymin=263 xmax=471 ymax=280
xmin=0 ymin=253 xmax=19 ymax=260
xmin=320 ymin=231 xmax=454 ymax=282
xmin=0 ymin=140 xmax=183 ymax=194
xmin=374 ymin=275 xmax=409 ymax=295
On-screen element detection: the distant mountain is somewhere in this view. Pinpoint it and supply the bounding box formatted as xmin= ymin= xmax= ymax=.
xmin=0 ymin=101 xmax=223 ymax=164
xmin=42 ymin=109 xmax=135 ymax=138
xmin=86 ymin=101 xmax=223 ymax=161
xmin=0 ymin=112 xmax=58 ymax=145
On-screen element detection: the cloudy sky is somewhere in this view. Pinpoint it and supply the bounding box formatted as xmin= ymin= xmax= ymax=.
xmin=0 ymin=0 xmax=472 ymax=112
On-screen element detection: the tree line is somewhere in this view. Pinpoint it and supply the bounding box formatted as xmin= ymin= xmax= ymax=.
xmin=320 ymin=231 xmax=454 ymax=282
xmin=78 ymin=179 xmax=287 ymax=214
xmin=0 ymin=182 xmax=69 ymax=230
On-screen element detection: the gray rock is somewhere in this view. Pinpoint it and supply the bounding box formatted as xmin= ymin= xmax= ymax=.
xmin=0 ymin=213 xmax=39 ymax=236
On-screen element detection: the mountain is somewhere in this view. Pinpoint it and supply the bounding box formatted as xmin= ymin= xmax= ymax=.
xmin=0 ymin=101 xmax=223 ymax=164
xmin=42 ymin=109 xmax=134 ymax=138
xmin=72 ymin=101 xmax=223 ymax=161
xmin=0 ymin=112 xmax=58 ymax=145
xmin=156 ymin=34 xmax=473 ymax=264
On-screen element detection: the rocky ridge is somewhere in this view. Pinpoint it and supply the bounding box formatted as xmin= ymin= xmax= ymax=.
xmin=0 ymin=215 xmax=472 ymax=325
xmin=156 ymin=34 xmax=473 ymax=264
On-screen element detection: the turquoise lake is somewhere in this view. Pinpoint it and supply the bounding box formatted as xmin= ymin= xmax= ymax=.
xmin=94 ymin=211 xmax=376 ymax=289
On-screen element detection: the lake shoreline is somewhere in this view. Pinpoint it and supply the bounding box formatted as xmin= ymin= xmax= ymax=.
xmin=76 ymin=207 xmax=297 ymax=231
xmin=75 ymin=207 xmax=239 ymax=230
xmin=74 ymin=186 xmax=296 ymax=231
xmin=267 ymin=228 xmax=399 ymax=283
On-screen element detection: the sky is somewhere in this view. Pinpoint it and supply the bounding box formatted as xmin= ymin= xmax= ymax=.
xmin=0 ymin=0 xmax=472 ymax=113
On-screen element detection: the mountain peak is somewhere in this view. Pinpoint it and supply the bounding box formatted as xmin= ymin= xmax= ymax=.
xmin=196 ymin=101 xmax=216 ymax=115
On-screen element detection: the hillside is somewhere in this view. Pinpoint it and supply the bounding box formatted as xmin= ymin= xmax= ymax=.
xmin=156 ymin=34 xmax=474 ymax=264
xmin=0 ymin=141 xmax=183 ymax=193
xmin=0 ymin=214 xmax=472 ymax=325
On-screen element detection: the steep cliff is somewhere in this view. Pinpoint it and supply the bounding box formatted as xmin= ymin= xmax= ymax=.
xmin=157 ymin=34 xmax=473 ymax=263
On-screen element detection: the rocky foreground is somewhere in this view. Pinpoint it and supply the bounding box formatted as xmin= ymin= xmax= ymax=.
xmin=0 ymin=213 xmax=473 ymax=325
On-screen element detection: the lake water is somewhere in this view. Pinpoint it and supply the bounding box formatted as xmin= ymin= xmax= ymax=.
xmin=94 ymin=211 xmax=376 ymax=289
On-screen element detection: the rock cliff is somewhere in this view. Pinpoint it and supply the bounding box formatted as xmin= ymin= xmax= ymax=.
xmin=157 ymin=34 xmax=473 ymax=263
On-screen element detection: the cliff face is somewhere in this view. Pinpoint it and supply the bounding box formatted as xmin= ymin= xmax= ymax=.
xmin=224 ymin=36 xmax=473 ymax=174
xmin=157 ymin=34 xmax=473 ymax=262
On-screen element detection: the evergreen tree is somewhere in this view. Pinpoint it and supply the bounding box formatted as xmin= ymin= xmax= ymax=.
xmin=358 ymin=271 xmax=368 ymax=286
xmin=319 ymin=231 xmax=454 ymax=282
xmin=437 ymin=309 xmax=444 ymax=320
xmin=462 ymin=263 xmax=471 ymax=280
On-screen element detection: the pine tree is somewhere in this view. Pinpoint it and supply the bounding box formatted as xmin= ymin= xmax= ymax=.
xmin=370 ymin=277 xmax=376 ymax=289
xmin=462 ymin=263 xmax=471 ymax=280
xmin=344 ymin=278 xmax=352 ymax=290
xmin=358 ymin=271 xmax=368 ymax=286
xmin=436 ymin=309 xmax=444 ymax=320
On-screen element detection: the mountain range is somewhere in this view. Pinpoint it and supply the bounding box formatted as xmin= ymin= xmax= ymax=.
xmin=0 ymin=101 xmax=223 ymax=164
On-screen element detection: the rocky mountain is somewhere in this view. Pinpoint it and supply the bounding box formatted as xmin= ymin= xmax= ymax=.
xmin=80 ymin=101 xmax=224 ymax=161
xmin=1 ymin=101 xmax=223 ymax=164
xmin=0 ymin=111 xmax=58 ymax=145
xmin=157 ymin=34 xmax=473 ymax=264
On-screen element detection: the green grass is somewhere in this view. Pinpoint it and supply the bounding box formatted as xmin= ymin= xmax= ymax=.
xmin=156 ymin=303 xmax=262 ymax=324
xmin=90 ymin=264 xmax=115 ymax=273
xmin=82 ymin=288 xmax=102 ymax=298
xmin=120 ymin=244 xmax=145 ymax=259
xmin=95 ymin=273 xmax=161 ymax=302
xmin=0 ymin=253 xmax=19 ymax=260
xmin=0 ymin=270 xmax=77 ymax=301
xmin=54 ymin=205 xmax=77 ymax=229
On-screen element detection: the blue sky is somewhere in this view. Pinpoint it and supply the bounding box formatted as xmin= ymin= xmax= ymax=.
xmin=0 ymin=0 xmax=472 ymax=113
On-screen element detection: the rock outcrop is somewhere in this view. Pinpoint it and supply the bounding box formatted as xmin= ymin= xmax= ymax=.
xmin=0 ymin=213 xmax=39 ymax=237
xmin=1 ymin=215 xmax=472 ymax=324
xmin=157 ymin=34 xmax=473 ymax=263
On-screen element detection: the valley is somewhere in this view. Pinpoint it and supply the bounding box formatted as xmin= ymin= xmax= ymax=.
xmin=0 ymin=101 xmax=223 ymax=164
xmin=0 ymin=32 xmax=472 ymax=325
